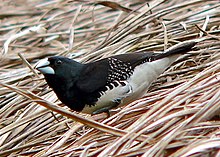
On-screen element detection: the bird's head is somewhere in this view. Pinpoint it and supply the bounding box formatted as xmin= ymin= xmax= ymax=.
xmin=35 ymin=56 xmax=83 ymax=82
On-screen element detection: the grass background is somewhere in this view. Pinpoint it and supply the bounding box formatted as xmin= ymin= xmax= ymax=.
xmin=0 ymin=0 xmax=220 ymax=156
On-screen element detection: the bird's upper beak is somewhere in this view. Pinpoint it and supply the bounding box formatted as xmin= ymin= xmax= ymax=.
xmin=35 ymin=58 xmax=55 ymax=74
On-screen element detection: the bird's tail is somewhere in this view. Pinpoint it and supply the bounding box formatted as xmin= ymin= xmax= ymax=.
xmin=155 ymin=38 xmax=204 ymax=59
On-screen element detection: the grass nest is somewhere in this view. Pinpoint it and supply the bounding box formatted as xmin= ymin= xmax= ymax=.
xmin=0 ymin=0 xmax=220 ymax=156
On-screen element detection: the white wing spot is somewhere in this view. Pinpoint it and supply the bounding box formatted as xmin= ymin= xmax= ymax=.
xmin=107 ymin=58 xmax=133 ymax=83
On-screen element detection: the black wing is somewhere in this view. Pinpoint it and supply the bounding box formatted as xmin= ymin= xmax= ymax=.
xmin=111 ymin=52 xmax=157 ymax=68
xmin=76 ymin=40 xmax=197 ymax=93
xmin=76 ymin=59 xmax=109 ymax=93
xmin=76 ymin=52 xmax=156 ymax=93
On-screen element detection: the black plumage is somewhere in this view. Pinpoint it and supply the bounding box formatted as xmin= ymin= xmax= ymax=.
xmin=36 ymin=40 xmax=198 ymax=114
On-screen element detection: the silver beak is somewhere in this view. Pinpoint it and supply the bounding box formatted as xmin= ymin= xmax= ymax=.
xmin=35 ymin=58 xmax=55 ymax=74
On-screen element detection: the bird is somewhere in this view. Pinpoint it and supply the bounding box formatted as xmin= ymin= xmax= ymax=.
xmin=35 ymin=40 xmax=198 ymax=115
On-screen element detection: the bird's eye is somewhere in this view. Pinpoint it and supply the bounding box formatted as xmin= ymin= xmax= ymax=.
xmin=56 ymin=60 xmax=62 ymax=65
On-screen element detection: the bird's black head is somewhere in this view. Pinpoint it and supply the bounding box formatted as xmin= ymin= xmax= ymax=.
xmin=36 ymin=56 xmax=84 ymax=86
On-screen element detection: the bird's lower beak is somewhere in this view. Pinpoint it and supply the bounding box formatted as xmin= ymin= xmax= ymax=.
xmin=35 ymin=58 xmax=55 ymax=74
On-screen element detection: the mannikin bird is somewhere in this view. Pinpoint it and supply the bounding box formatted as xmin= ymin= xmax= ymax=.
xmin=36 ymin=40 xmax=198 ymax=115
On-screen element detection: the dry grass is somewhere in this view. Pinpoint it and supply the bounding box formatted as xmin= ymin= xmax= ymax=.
xmin=0 ymin=0 xmax=220 ymax=156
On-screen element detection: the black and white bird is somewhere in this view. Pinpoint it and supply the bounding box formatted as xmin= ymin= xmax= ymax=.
xmin=36 ymin=40 xmax=198 ymax=115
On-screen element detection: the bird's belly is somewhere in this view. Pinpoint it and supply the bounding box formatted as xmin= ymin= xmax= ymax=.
xmin=128 ymin=57 xmax=176 ymax=91
xmin=81 ymin=101 xmax=114 ymax=114
xmin=122 ymin=57 xmax=177 ymax=104
xmin=120 ymin=83 xmax=148 ymax=106
xmin=81 ymin=81 xmax=132 ymax=114
xmin=131 ymin=58 xmax=170 ymax=84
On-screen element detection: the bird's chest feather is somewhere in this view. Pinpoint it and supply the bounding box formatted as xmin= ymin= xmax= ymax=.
xmin=45 ymin=75 xmax=86 ymax=111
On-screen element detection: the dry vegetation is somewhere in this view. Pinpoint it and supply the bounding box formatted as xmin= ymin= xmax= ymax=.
xmin=0 ymin=0 xmax=220 ymax=156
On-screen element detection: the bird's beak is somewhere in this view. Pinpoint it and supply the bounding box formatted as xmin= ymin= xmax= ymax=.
xmin=35 ymin=58 xmax=55 ymax=74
